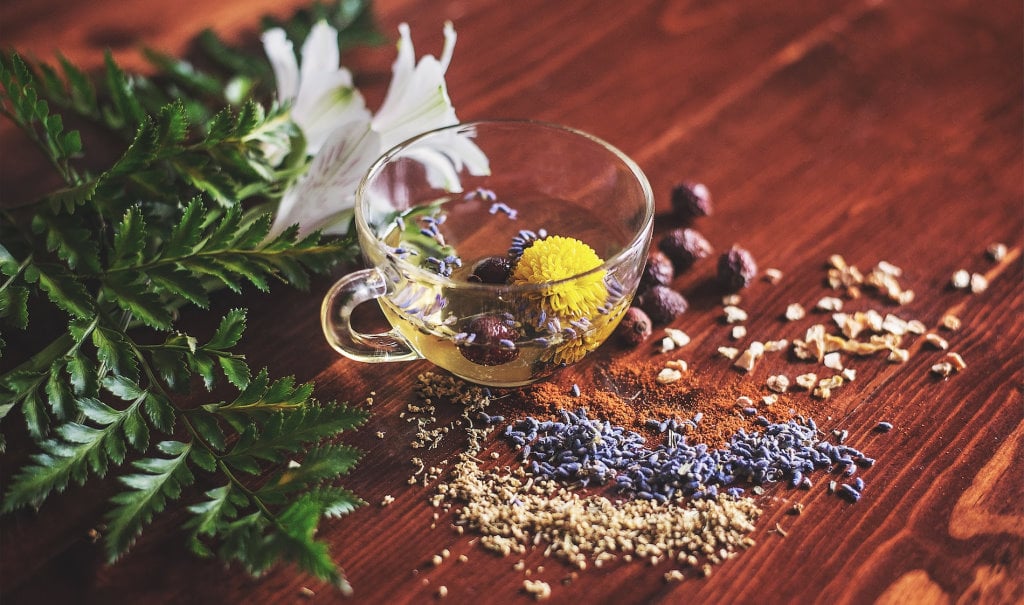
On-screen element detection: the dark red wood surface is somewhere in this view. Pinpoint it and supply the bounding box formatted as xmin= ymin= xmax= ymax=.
xmin=1 ymin=0 xmax=1021 ymax=603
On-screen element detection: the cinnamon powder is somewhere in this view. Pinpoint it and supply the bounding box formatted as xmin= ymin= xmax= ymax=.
xmin=501 ymin=357 xmax=810 ymax=449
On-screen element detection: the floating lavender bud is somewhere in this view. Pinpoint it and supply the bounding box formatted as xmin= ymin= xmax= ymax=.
xmin=465 ymin=187 xmax=497 ymax=201
xmin=489 ymin=201 xmax=519 ymax=219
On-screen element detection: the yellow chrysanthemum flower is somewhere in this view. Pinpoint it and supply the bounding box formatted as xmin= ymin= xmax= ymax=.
xmin=511 ymin=236 xmax=607 ymax=319
xmin=547 ymin=307 xmax=621 ymax=365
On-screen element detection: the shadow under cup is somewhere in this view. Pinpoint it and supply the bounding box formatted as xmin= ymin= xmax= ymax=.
xmin=322 ymin=120 xmax=654 ymax=387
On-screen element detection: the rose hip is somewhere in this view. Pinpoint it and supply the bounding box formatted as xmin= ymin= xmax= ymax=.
xmin=640 ymin=250 xmax=675 ymax=289
xmin=469 ymin=256 xmax=513 ymax=284
xmin=638 ymin=285 xmax=688 ymax=325
xmin=718 ymin=245 xmax=758 ymax=291
xmin=616 ymin=307 xmax=653 ymax=346
xmin=458 ymin=315 xmax=520 ymax=366
xmin=658 ymin=228 xmax=713 ymax=272
xmin=671 ymin=181 xmax=713 ymax=220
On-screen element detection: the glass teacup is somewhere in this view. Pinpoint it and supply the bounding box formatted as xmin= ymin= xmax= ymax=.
xmin=322 ymin=120 xmax=654 ymax=387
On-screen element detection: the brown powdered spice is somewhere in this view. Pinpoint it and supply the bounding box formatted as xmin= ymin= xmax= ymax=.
xmin=501 ymin=358 xmax=810 ymax=448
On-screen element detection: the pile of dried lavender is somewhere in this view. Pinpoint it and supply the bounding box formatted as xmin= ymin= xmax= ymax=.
xmin=501 ymin=408 xmax=874 ymax=504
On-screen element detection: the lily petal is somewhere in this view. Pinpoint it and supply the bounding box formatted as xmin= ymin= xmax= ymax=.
xmin=372 ymin=22 xmax=489 ymax=180
xmin=401 ymin=129 xmax=490 ymax=190
xmin=261 ymin=28 xmax=299 ymax=102
xmin=402 ymin=146 xmax=464 ymax=192
xmin=373 ymin=22 xmax=458 ymax=150
xmin=299 ymin=21 xmax=341 ymax=83
xmin=293 ymin=71 xmax=369 ymax=155
xmin=271 ymin=116 xmax=381 ymax=236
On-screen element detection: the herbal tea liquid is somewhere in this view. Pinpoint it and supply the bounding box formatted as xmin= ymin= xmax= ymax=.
xmin=377 ymin=193 xmax=634 ymax=386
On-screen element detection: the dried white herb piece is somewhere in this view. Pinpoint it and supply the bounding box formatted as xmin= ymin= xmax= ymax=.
xmin=656 ymin=367 xmax=684 ymax=385
xmin=986 ymin=242 xmax=1007 ymax=261
xmin=951 ymin=269 xmax=970 ymax=289
xmin=969 ymin=273 xmax=988 ymax=293
xmin=785 ymin=303 xmax=806 ymax=321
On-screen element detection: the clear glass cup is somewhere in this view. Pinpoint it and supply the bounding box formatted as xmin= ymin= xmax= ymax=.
xmin=322 ymin=120 xmax=654 ymax=387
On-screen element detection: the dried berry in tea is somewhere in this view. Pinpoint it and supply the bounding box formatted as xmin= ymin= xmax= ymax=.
xmin=458 ymin=315 xmax=521 ymax=366
xmin=469 ymin=255 xmax=513 ymax=283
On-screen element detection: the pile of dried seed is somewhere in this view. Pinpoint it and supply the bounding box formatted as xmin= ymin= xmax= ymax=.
xmin=402 ymin=373 xmax=504 ymax=487
xmin=409 ymin=372 xmax=501 ymax=455
xmin=434 ymin=453 xmax=762 ymax=573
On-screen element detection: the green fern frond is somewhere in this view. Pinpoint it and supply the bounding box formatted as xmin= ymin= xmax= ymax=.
xmin=104 ymin=440 xmax=195 ymax=561
xmin=1 ymin=0 xmax=381 ymax=592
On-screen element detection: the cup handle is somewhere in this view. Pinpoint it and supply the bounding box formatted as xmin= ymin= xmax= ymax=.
xmin=321 ymin=268 xmax=421 ymax=363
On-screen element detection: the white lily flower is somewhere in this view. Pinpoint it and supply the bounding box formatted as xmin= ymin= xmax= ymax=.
xmin=268 ymin=21 xmax=489 ymax=237
xmin=372 ymin=22 xmax=488 ymax=190
xmin=262 ymin=22 xmax=370 ymax=155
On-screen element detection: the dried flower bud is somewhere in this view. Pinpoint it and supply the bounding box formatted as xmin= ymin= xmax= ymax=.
xmin=640 ymin=250 xmax=675 ymax=290
xmin=616 ymin=307 xmax=653 ymax=346
xmin=658 ymin=228 xmax=713 ymax=271
xmin=671 ymin=181 xmax=713 ymax=220
xmin=717 ymin=245 xmax=758 ymax=291
xmin=638 ymin=285 xmax=688 ymax=324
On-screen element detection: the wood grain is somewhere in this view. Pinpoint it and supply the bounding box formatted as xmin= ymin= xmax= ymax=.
xmin=1 ymin=0 xmax=1021 ymax=603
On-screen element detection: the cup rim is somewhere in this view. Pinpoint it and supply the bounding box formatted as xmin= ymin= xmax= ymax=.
xmin=354 ymin=119 xmax=655 ymax=292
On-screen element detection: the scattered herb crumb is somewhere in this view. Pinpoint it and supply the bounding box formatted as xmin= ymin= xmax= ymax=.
xmin=987 ymin=242 xmax=1007 ymax=261
xmin=664 ymin=569 xmax=686 ymax=583
xmin=523 ymin=580 xmax=552 ymax=600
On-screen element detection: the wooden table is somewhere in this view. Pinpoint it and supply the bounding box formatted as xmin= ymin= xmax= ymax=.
xmin=2 ymin=0 xmax=1021 ymax=603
